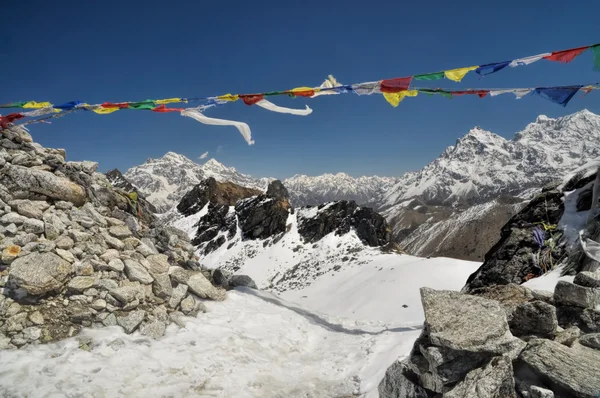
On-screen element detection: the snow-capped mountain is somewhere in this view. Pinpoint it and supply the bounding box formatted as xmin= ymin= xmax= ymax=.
xmin=283 ymin=173 xmax=398 ymax=207
xmin=123 ymin=152 xmax=271 ymax=213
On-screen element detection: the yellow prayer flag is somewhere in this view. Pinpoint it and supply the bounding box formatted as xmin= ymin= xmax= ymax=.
xmin=22 ymin=101 xmax=52 ymax=109
xmin=216 ymin=94 xmax=239 ymax=102
xmin=155 ymin=98 xmax=184 ymax=104
xmin=290 ymin=87 xmax=313 ymax=93
xmin=383 ymin=90 xmax=418 ymax=107
xmin=90 ymin=107 xmax=120 ymax=114
xmin=444 ymin=66 xmax=478 ymax=82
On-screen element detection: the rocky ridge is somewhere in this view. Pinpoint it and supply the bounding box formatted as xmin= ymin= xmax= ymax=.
xmin=0 ymin=126 xmax=252 ymax=349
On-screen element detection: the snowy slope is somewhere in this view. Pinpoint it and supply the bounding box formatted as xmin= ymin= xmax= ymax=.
xmin=123 ymin=153 xmax=271 ymax=213
xmin=283 ymin=173 xmax=398 ymax=207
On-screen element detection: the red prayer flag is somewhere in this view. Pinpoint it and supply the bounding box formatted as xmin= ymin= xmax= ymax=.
xmin=288 ymin=89 xmax=315 ymax=97
xmin=451 ymin=90 xmax=489 ymax=98
xmin=240 ymin=94 xmax=264 ymax=105
xmin=152 ymin=104 xmax=183 ymax=113
xmin=101 ymin=102 xmax=130 ymax=109
xmin=543 ymin=46 xmax=589 ymax=63
xmin=380 ymin=77 xmax=412 ymax=93
xmin=0 ymin=113 xmax=25 ymax=128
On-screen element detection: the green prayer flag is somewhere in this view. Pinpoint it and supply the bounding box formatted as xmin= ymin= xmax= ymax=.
xmin=417 ymin=89 xmax=452 ymax=99
xmin=0 ymin=101 xmax=27 ymax=108
xmin=592 ymin=44 xmax=600 ymax=71
xmin=264 ymin=91 xmax=285 ymax=96
xmin=129 ymin=100 xmax=156 ymax=110
xmin=414 ymin=72 xmax=444 ymax=81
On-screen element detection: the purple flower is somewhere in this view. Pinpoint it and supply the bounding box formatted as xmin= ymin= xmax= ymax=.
xmin=533 ymin=226 xmax=545 ymax=249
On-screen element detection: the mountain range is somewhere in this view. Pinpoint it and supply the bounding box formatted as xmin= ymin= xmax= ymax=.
xmin=119 ymin=109 xmax=600 ymax=260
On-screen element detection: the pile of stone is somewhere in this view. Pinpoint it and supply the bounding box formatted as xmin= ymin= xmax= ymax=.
xmin=0 ymin=126 xmax=242 ymax=349
xmin=379 ymin=275 xmax=600 ymax=398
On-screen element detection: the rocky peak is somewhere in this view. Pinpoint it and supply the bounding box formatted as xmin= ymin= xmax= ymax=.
xmin=266 ymin=180 xmax=290 ymax=201
xmin=106 ymin=168 xmax=136 ymax=193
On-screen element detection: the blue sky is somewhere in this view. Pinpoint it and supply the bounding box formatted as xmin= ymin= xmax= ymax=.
xmin=2 ymin=0 xmax=599 ymax=179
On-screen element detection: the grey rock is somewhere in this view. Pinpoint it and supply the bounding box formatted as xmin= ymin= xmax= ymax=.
xmin=23 ymin=218 xmax=44 ymax=234
xmin=69 ymin=229 xmax=92 ymax=243
xmin=43 ymin=213 xmax=65 ymax=239
xmin=103 ymin=232 xmax=124 ymax=250
xmin=579 ymin=333 xmax=600 ymax=350
xmin=99 ymin=249 xmax=120 ymax=262
xmin=55 ymin=235 xmax=74 ymax=250
xmin=212 ymin=268 xmax=232 ymax=287
xmin=186 ymin=272 xmax=226 ymax=301
xmin=116 ymin=310 xmax=145 ymax=334
xmin=179 ymin=295 xmax=201 ymax=316
xmin=35 ymin=240 xmax=56 ymax=253
xmin=554 ymin=281 xmax=599 ymax=308
xmin=102 ymin=313 xmax=117 ymax=327
xmin=123 ymin=258 xmax=154 ymax=284
xmin=74 ymin=260 xmax=94 ymax=276
xmin=108 ymin=337 xmax=124 ymax=351
xmin=106 ymin=217 xmax=125 ymax=227
xmin=136 ymin=243 xmax=155 ymax=257
xmin=109 ymin=286 xmax=142 ymax=304
xmin=445 ymin=356 xmax=516 ymax=398
xmin=229 ymin=275 xmax=257 ymax=289
xmin=168 ymin=266 xmax=190 ymax=284
xmin=1 ymin=212 xmax=26 ymax=225
xmin=6 ymin=313 xmax=28 ymax=332
xmin=67 ymin=276 xmax=96 ymax=293
xmin=55 ymin=201 xmax=73 ymax=210
xmin=107 ymin=258 xmax=125 ymax=272
xmin=22 ymin=327 xmax=42 ymax=341
xmin=78 ymin=216 xmax=95 ymax=229
xmin=83 ymin=287 xmax=98 ymax=296
xmin=554 ymin=326 xmax=581 ymax=346
xmin=144 ymin=254 xmax=170 ymax=277
xmin=5 ymin=223 xmax=18 ymax=235
xmin=13 ymin=233 xmax=38 ymax=247
xmin=16 ymin=201 xmax=49 ymax=219
xmin=168 ymin=284 xmax=188 ymax=308
xmin=94 ymin=278 xmax=119 ymax=291
xmin=152 ymin=273 xmax=173 ymax=299
xmin=574 ymin=271 xmax=600 ymax=288
xmin=517 ymin=338 xmax=600 ymax=398
xmin=530 ymin=386 xmax=555 ymax=398
xmin=378 ymin=361 xmax=430 ymax=398
xmin=420 ymin=288 xmax=522 ymax=354
xmin=140 ymin=238 xmax=158 ymax=254
xmin=140 ymin=320 xmax=166 ymax=339
xmin=509 ymin=301 xmax=557 ymax=337
xmin=5 ymin=164 xmax=86 ymax=206
xmin=0 ymin=333 xmax=12 ymax=349
xmin=91 ymin=299 xmax=107 ymax=310
xmin=109 ymin=225 xmax=132 ymax=239
xmin=28 ymin=311 xmax=44 ymax=325
xmin=55 ymin=248 xmax=76 ymax=263
xmin=82 ymin=203 xmax=107 ymax=227
xmin=8 ymin=252 xmax=73 ymax=295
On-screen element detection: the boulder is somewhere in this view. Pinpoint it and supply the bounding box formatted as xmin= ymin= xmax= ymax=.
xmin=444 ymin=356 xmax=516 ymax=398
xmin=67 ymin=276 xmax=96 ymax=293
xmin=579 ymin=333 xmax=600 ymax=350
xmin=152 ymin=274 xmax=173 ymax=299
xmin=5 ymin=164 xmax=86 ymax=206
xmin=15 ymin=201 xmax=49 ymax=219
xmin=265 ymin=180 xmax=290 ymax=201
xmin=8 ymin=252 xmax=73 ymax=295
xmin=420 ymin=288 xmax=523 ymax=355
xmin=116 ymin=310 xmax=145 ymax=334
xmin=186 ymin=272 xmax=226 ymax=301
xmin=573 ymin=271 xmax=600 ymax=288
xmin=229 ymin=275 xmax=258 ymax=289
xmin=509 ymin=301 xmax=557 ymax=337
xmin=516 ymin=338 xmax=600 ymax=398
xmin=554 ymin=281 xmax=599 ymax=309
xmin=378 ymin=361 xmax=431 ymax=398
xmin=123 ymin=259 xmax=154 ymax=284
xmin=168 ymin=284 xmax=188 ymax=309
xmin=140 ymin=320 xmax=166 ymax=339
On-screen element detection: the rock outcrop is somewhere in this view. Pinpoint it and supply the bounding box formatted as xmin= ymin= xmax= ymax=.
xmin=379 ymin=272 xmax=600 ymax=398
xmin=0 ymin=126 xmax=231 ymax=349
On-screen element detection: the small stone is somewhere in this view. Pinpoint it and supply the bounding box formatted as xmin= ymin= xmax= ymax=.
xmin=75 ymin=261 xmax=94 ymax=276
xmin=102 ymin=313 xmax=117 ymax=327
xmin=144 ymin=254 xmax=170 ymax=277
xmin=1 ymin=212 xmax=26 ymax=225
xmin=28 ymin=311 xmax=44 ymax=325
xmin=140 ymin=238 xmax=158 ymax=254
xmin=530 ymin=385 xmax=555 ymax=398
xmin=67 ymin=276 xmax=96 ymax=293
xmin=91 ymin=299 xmax=107 ymax=311
xmin=16 ymin=201 xmax=48 ymax=220
xmin=1 ymin=245 xmax=21 ymax=264
xmin=35 ymin=240 xmax=56 ymax=253
xmin=180 ymin=295 xmax=197 ymax=315
xmin=106 ymin=217 xmax=125 ymax=227
xmin=109 ymin=286 xmax=141 ymax=304
xmin=186 ymin=272 xmax=226 ymax=301
xmin=107 ymin=258 xmax=125 ymax=272
xmin=88 ymin=259 xmax=109 ymax=272
xmin=579 ymin=333 xmax=600 ymax=350
xmin=152 ymin=273 xmax=173 ymax=299
xmin=100 ymin=249 xmax=120 ymax=262
xmin=116 ymin=310 xmax=145 ymax=334
xmin=123 ymin=258 xmax=154 ymax=284
xmin=169 ymin=284 xmax=188 ymax=308
xmin=69 ymin=229 xmax=92 ymax=243
xmin=169 ymin=266 xmax=190 ymax=284
xmin=109 ymin=225 xmax=132 ymax=239
xmin=140 ymin=320 xmax=167 ymax=339
xmin=55 ymin=248 xmax=76 ymax=263
xmin=0 ymin=333 xmax=11 ymax=349
xmin=136 ymin=243 xmax=155 ymax=257
xmin=509 ymin=301 xmax=557 ymax=337
xmin=6 ymin=302 xmax=22 ymax=317
xmin=83 ymin=288 xmax=99 ymax=296
xmin=94 ymin=279 xmax=119 ymax=291
xmin=22 ymin=327 xmax=42 ymax=341
xmin=82 ymin=203 xmax=107 ymax=227
xmin=78 ymin=216 xmax=95 ymax=229
xmin=5 ymin=223 xmax=18 ymax=235
xmin=55 ymin=201 xmax=73 ymax=210
xmin=122 ymin=238 xmax=141 ymax=251
xmin=23 ymin=218 xmax=44 ymax=234
xmin=109 ymin=337 xmax=124 ymax=350
xmin=554 ymin=326 xmax=581 ymax=347
xmin=103 ymin=233 xmax=124 ymax=250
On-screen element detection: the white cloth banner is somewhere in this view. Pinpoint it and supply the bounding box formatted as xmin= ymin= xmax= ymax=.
xmin=181 ymin=109 xmax=254 ymax=145
xmin=509 ymin=53 xmax=551 ymax=67
xmin=351 ymin=81 xmax=382 ymax=96
xmin=21 ymin=107 xmax=57 ymax=117
xmin=311 ymin=75 xmax=343 ymax=97
xmin=255 ymin=99 xmax=312 ymax=116
xmin=489 ymin=89 xmax=532 ymax=99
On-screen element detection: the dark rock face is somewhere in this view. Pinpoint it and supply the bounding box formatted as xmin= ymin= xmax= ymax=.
xmin=298 ymin=201 xmax=390 ymax=247
xmin=229 ymin=275 xmax=258 ymax=289
xmin=177 ymin=177 xmax=261 ymax=217
xmin=463 ymin=190 xmax=565 ymax=292
xmin=236 ymin=196 xmax=289 ymax=240
xmin=265 ymin=180 xmax=290 ymax=201
xmin=508 ymin=301 xmax=557 ymax=338
xmin=106 ymin=169 xmax=137 ymax=193
xmin=191 ymin=203 xmax=237 ymax=250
